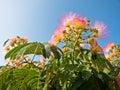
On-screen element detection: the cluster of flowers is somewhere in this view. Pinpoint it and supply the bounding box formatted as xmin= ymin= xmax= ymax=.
xmin=49 ymin=13 xmax=120 ymax=88
xmin=4 ymin=36 xmax=28 ymax=68
xmin=4 ymin=12 xmax=119 ymax=67
xmin=105 ymin=42 xmax=120 ymax=63
xmin=4 ymin=36 xmax=46 ymax=68
xmin=49 ymin=12 xmax=120 ymax=64
xmin=49 ymin=13 xmax=87 ymax=45
xmin=49 ymin=13 xmax=108 ymax=45
xmin=5 ymin=56 xmax=31 ymax=68
xmin=5 ymin=56 xmax=46 ymax=68
xmin=4 ymin=36 xmax=28 ymax=51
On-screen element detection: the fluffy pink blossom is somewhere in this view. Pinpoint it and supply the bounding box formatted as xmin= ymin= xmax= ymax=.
xmin=94 ymin=21 xmax=108 ymax=38
xmin=49 ymin=12 xmax=87 ymax=45
xmin=10 ymin=37 xmax=17 ymax=43
xmin=49 ymin=26 xmax=65 ymax=45
xmin=104 ymin=42 xmax=114 ymax=52
xmin=60 ymin=12 xmax=87 ymax=28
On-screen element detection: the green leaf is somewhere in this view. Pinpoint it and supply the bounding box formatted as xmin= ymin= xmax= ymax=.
xmin=0 ymin=66 xmax=14 ymax=90
xmin=16 ymin=42 xmax=45 ymax=59
xmin=82 ymin=70 xmax=91 ymax=80
xmin=42 ymin=42 xmax=62 ymax=60
xmin=91 ymin=53 xmax=110 ymax=72
xmin=42 ymin=42 xmax=51 ymax=58
xmin=50 ymin=45 xmax=62 ymax=60
xmin=70 ymin=73 xmax=86 ymax=90
xmin=5 ymin=43 xmax=30 ymax=59
xmin=5 ymin=42 xmax=45 ymax=60
xmin=3 ymin=39 xmax=9 ymax=46
xmin=112 ymin=60 xmax=120 ymax=65
xmin=0 ymin=65 xmax=44 ymax=90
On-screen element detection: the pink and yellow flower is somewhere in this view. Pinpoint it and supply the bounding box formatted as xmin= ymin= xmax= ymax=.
xmin=104 ymin=42 xmax=114 ymax=52
xmin=10 ymin=37 xmax=17 ymax=43
xmin=4 ymin=45 xmax=10 ymax=51
xmin=104 ymin=42 xmax=115 ymax=61
xmin=106 ymin=53 xmax=115 ymax=61
xmin=9 ymin=37 xmax=17 ymax=46
xmin=49 ymin=12 xmax=87 ymax=45
xmin=39 ymin=57 xmax=46 ymax=67
xmin=94 ymin=21 xmax=108 ymax=38
xmin=21 ymin=37 xmax=28 ymax=43
xmin=49 ymin=26 xmax=65 ymax=45
xmin=60 ymin=12 xmax=87 ymax=28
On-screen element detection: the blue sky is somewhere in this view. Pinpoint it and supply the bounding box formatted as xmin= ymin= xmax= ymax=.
xmin=0 ymin=0 xmax=120 ymax=65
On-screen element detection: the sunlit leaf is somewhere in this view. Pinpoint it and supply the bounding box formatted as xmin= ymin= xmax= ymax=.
xmin=5 ymin=42 xmax=45 ymax=60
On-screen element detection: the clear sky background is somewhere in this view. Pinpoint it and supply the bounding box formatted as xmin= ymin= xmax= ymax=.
xmin=0 ymin=0 xmax=120 ymax=65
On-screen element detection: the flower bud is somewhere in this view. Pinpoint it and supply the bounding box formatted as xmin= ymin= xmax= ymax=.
xmin=4 ymin=46 xmax=10 ymax=51
xmin=62 ymin=47 xmax=70 ymax=52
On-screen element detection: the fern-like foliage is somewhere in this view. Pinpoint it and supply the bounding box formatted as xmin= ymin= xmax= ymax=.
xmin=0 ymin=64 xmax=46 ymax=90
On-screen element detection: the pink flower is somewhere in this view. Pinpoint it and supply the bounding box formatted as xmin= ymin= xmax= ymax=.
xmin=39 ymin=57 xmax=46 ymax=67
xmin=9 ymin=37 xmax=17 ymax=46
xmin=104 ymin=42 xmax=115 ymax=60
xmin=60 ymin=12 xmax=87 ymax=28
xmin=21 ymin=37 xmax=28 ymax=43
xmin=4 ymin=45 xmax=10 ymax=51
xmin=10 ymin=37 xmax=17 ymax=43
xmin=6 ymin=59 xmax=13 ymax=66
xmin=49 ymin=12 xmax=87 ymax=45
xmin=49 ymin=26 xmax=65 ymax=45
xmin=104 ymin=42 xmax=114 ymax=52
xmin=94 ymin=21 xmax=108 ymax=38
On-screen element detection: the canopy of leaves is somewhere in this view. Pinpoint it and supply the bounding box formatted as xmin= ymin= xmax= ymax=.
xmin=1 ymin=13 xmax=120 ymax=90
xmin=0 ymin=43 xmax=118 ymax=90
